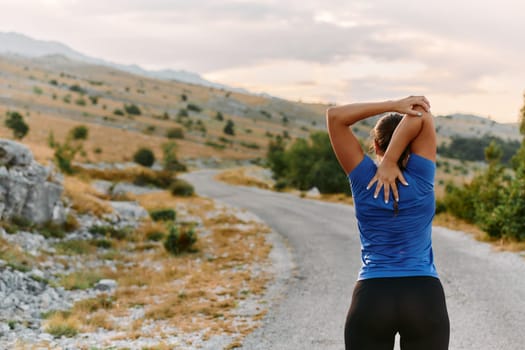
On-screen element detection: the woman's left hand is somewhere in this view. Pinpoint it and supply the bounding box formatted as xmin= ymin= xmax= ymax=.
xmin=367 ymin=158 xmax=408 ymax=203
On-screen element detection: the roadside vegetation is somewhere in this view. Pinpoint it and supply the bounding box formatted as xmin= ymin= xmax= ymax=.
xmin=437 ymin=94 xmax=525 ymax=243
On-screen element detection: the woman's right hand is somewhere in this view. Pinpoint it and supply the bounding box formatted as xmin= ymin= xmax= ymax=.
xmin=394 ymin=96 xmax=431 ymax=116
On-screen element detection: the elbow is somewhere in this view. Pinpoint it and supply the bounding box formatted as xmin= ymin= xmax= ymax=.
xmin=326 ymin=107 xmax=339 ymax=122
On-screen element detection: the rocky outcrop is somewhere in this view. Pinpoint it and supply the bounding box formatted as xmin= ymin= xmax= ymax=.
xmin=0 ymin=139 xmax=65 ymax=224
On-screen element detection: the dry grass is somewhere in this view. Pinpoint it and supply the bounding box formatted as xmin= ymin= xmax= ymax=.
xmin=63 ymin=176 xmax=112 ymax=217
xmin=51 ymin=190 xmax=272 ymax=343
xmin=434 ymin=212 xmax=525 ymax=253
xmin=215 ymin=167 xmax=272 ymax=190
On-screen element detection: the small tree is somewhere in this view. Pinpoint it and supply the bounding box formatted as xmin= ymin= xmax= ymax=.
xmin=70 ymin=125 xmax=89 ymax=140
xmin=224 ymin=119 xmax=235 ymax=136
xmin=48 ymin=131 xmax=83 ymax=174
xmin=162 ymin=142 xmax=187 ymax=171
xmin=216 ymin=112 xmax=224 ymax=121
xmin=133 ymin=147 xmax=155 ymax=167
xmin=5 ymin=111 xmax=29 ymax=139
xmin=124 ymin=104 xmax=142 ymax=115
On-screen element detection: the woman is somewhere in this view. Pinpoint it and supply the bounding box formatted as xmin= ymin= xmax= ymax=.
xmin=326 ymin=96 xmax=449 ymax=350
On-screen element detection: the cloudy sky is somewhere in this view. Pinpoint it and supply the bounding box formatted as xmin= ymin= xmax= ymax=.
xmin=0 ymin=0 xmax=524 ymax=123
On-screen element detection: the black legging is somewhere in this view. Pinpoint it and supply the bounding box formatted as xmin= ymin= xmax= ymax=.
xmin=345 ymin=276 xmax=449 ymax=350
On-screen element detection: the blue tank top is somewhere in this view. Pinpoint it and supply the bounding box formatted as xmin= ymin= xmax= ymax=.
xmin=348 ymin=153 xmax=438 ymax=280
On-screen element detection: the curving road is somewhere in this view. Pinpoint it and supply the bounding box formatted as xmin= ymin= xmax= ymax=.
xmin=182 ymin=170 xmax=525 ymax=350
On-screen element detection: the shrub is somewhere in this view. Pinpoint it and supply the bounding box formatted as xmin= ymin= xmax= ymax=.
xmin=70 ymin=125 xmax=89 ymax=140
xmin=164 ymin=224 xmax=197 ymax=255
xmin=75 ymin=98 xmax=86 ymax=106
xmin=162 ymin=142 xmax=187 ymax=172
xmin=177 ymin=109 xmax=189 ymax=118
xmin=49 ymin=79 xmax=58 ymax=86
xmin=133 ymin=147 xmax=155 ymax=167
xmin=224 ymin=120 xmax=235 ymax=136
xmin=187 ymin=103 xmax=202 ymax=112
xmin=124 ymin=104 xmax=142 ymax=115
xmin=240 ymin=141 xmax=260 ymax=149
xmin=205 ymin=140 xmax=225 ymax=150
xmin=69 ymin=84 xmax=86 ymax=94
xmin=267 ymin=132 xmax=351 ymax=194
xmin=149 ymin=208 xmax=176 ymax=222
xmin=170 ymin=179 xmax=194 ymax=197
xmin=5 ymin=111 xmax=29 ymax=140
xmin=133 ymin=170 xmax=175 ymax=188
xmin=146 ymin=231 xmax=165 ymax=242
xmin=89 ymin=95 xmax=99 ymax=105
xmin=113 ymin=109 xmax=125 ymax=116
xmin=33 ymin=86 xmax=43 ymax=95
xmin=48 ymin=132 xmax=83 ymax=174
xmin=89 ymin=225 xmax=131 ymax=240
xmin=216 ymin=112 xmax=224 ymax=121
xmin=166 ymin=127 xmax=184 ymax=139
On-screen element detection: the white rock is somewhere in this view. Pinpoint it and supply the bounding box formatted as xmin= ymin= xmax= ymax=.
xmin=94 ymin=279 xmax=118 ymax=291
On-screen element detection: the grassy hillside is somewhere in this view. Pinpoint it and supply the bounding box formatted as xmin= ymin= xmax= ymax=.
xmin=0 ymin=53 xmax=520 ymax=190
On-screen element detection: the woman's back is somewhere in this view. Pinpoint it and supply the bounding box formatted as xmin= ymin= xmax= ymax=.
xmin=349 ymin=153 xmax=437 ymax=280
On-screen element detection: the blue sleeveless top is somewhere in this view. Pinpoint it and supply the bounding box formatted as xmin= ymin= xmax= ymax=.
xmin=348 ymin=154 xmax=438 ymax=280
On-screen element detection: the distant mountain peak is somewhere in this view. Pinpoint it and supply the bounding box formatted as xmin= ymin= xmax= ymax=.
xmin=0 ymin=31 xmax=242 ymax=92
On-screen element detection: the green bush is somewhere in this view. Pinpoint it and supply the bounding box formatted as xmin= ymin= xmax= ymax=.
xmin=113 ymin=109 xmax=125 ymax=116
xmin=70 ymin=125 xmax=89 ymax=140
xmin=48 ymin=131 xmax=83 ymax=174
xmin=133 ymin=170 xmax=175 ymax=188
xmin=69 ymin=84 xmax=86 ymax=94
xmin=89 ymin=225 xmax=131 ymax=240
xmin=89 ymin=95 xmax=99 ymax=105
xmin=187 ymin=103 xmax=202 ymax=112
xmin=149 ymin=208 xmax=176 ymax=222
xmin=162 ymin=142 xmax=187 ymax=172
xmin=5 ymin=111 xmax=29 ymax=139
xmin=216 ymin=111 xmax=224 ymax=121
xmin=267 ymin=132 xmax=350 ymax=194
xmin=224 ymin=120 xmax=235 ymax=136
xmin=75 ymin=98 xmax=86 ymax=106
xmin=146 ymin=231 xmax=165 ymax=242
xmin=164 ymin=224 xmax=197 ymax=255
xmin=124 ymin=104 xmax=142 ymax=115
xmin=170 ymin=179 xmax=194 ymax=197
xmin=133 ymin=148 xmax=155 ymax=167
xmin=166 ymin=127 xmax=184 ymax=139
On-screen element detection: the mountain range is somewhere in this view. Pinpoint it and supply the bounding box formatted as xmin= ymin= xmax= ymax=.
xmin=0 ymin=31 xmax=242 ymax=91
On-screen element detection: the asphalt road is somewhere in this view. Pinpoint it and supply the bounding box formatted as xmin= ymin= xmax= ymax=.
xmin=182 ymin=170 xmax=525 ymax=350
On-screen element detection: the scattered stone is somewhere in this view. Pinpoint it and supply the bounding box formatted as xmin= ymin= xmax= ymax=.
xmin=94 ymin=279 xmax=118 ymax=292
xmin=306 ymin=187 xmax=321 ymax=198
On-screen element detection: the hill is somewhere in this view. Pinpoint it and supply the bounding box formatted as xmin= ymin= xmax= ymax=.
xmin=0 ymin=31 xmax=521 ymax=175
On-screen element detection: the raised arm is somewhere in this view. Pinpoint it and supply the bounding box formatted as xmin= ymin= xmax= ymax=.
xmin=368 ymin=104 xmax=436 ymax=202
xmin=326 ymin=96 xmax=430 ymax=175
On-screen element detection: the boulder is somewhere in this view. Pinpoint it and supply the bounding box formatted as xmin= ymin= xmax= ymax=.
xmin=0 ymin=139 xmax=65 ymax=224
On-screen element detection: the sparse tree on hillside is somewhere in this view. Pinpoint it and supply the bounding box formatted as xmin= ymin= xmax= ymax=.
xmin=5 ymin=111 xmax=29 ymax=140
xmin=124 ymin=104 xmax=142 ymax=116
xmin=133 ymin=147 xmax=155 ymax=167
xmin=48 ymin=130 xmax=84 ymax=174
xmin=162 ymin=142 xmax=187 ymax=172
xmin=70 ymin=125 xmax=89 ymax=140
xmin=216 ymin=111 xmax=224 ymax=121
xmin=224 ymin=120 xmax=235 ymax=136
